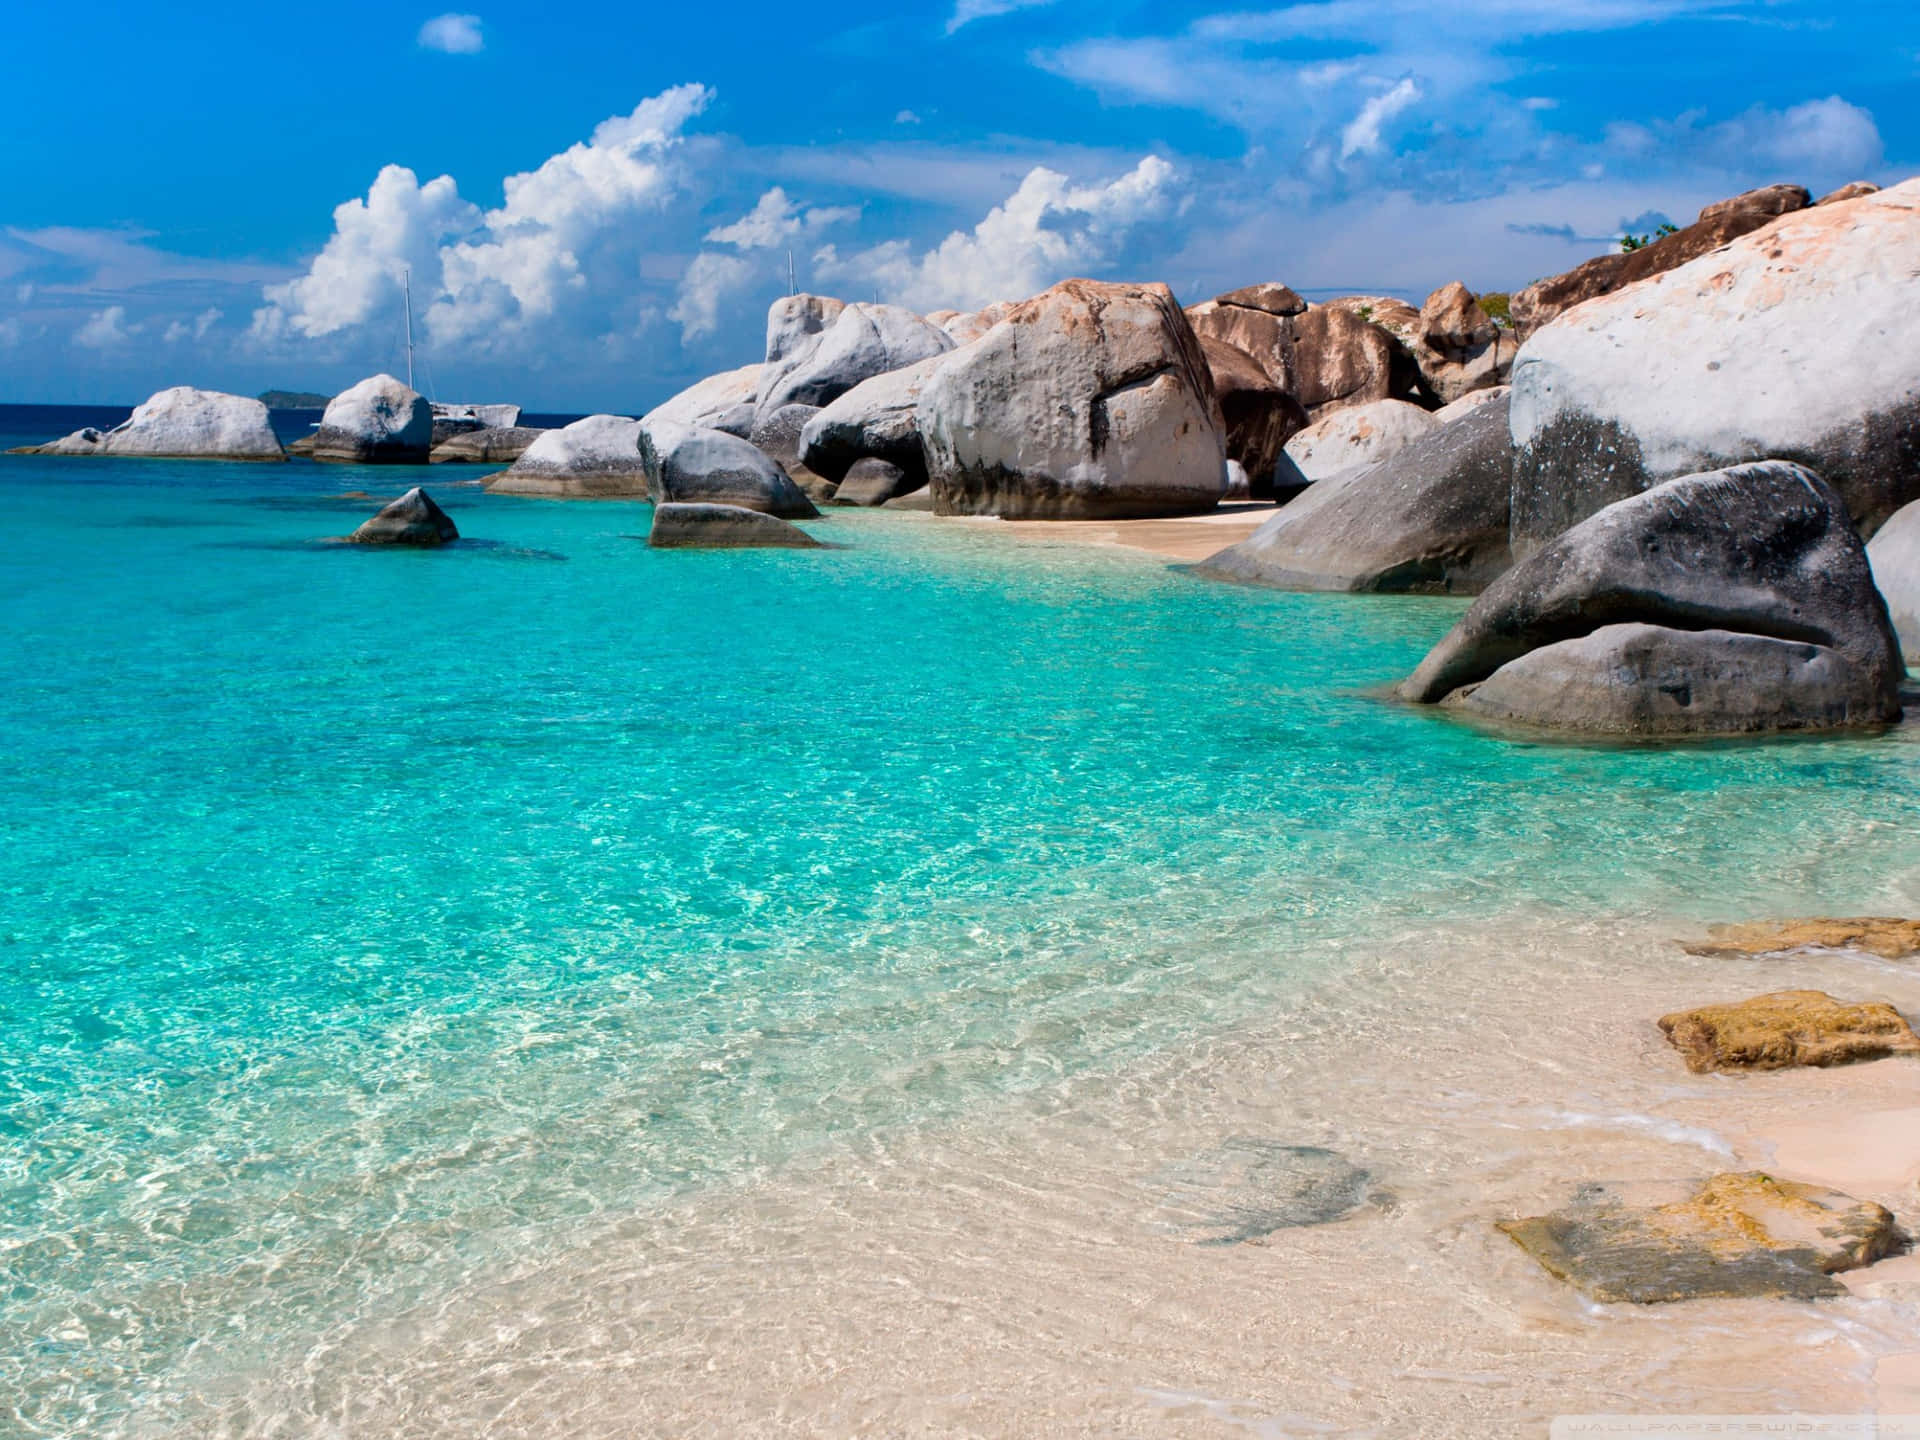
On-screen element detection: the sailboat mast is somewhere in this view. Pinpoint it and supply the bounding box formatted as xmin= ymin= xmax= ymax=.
xmin=403 ymin=268 xmax=416 ymax=392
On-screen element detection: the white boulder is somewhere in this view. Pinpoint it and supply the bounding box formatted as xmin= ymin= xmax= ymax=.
xmin=1283 ymin=399 xmax=1440 ymax=483
xmin=485 ymin=415 xmax=650 ymax=497
xmin=30 ymin=387 xmax=283 ymax=460
xmin=313 ymin=374 xmax=433 ymax=463
xmin=642 ymin=364 xmax=764 ymax=431
xmin=1867 ymin=499 xmax=1920 ymax=664
xmin=756 ymin=303 xmax=954 ymax=420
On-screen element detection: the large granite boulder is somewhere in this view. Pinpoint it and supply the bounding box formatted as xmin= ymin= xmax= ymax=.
xmin=796 ymin=351 xmax=952 ymax=491
xmin=917 ymin=278 xmax=1227 ymax=519
xmin=22 ymin=386 xmax=285 ymax=460
xmin=747 ymin=404 xmax=834 ymax=501
xmin=430 ymin=427 xmax=545 ymax=464
xmin=1658 ymin=990 xmax=1920 ymax=1073
xmin=937 ymin=301 xmax=1015 ymax=345
xmin=1199 ymin=336 xmax=1307 ymax=497
xmin=756 ymin=302 xmax=954 ymax=420
xmin=641 ymin=421 xmax=819 ymax=518
xmin=1510 ymin=181 xmax=1920 ymax=554
xmin=764 ymin=294 xmax=846 ymax=366
xmin=1408 ymin=283 xmax=1513 ymax=405
xmin=641 ymin=364 xmax=764 ymax=431
xmin=1866 ymin=498 xmax=1920 ymax=663
xmin=345 ymin=487 xmax=459 ymax=547
xmin=647 ymin=502 xmax=821 ymax=550
xmin=832 ymin=458 xmax=918 ymax=507
xmin=1400 ymin=461 xmax=1905 ymax=735
xmin=484 ymin=415 xmax=650 ymax=498
xmin=1499 ymin=1172 xmax=1898 ymax=1303
xmin=312 ymin=374 xmax=434 ymax=463
xmin=1510 ymin=183 xmax=1812 ymax=338
xmin=1284 ymin=398 xmax=1439 ymax=483
xmin=1187 ymin=287 xmax=1415 ymax=419
xmin=1195 ymin=393 xmax=1514 ymax=594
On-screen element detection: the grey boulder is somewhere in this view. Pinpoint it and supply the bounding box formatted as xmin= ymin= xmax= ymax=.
xmin=641 ymin=422 xmax=820 ymax=518
xmin=1510 ymin=180 xmax=1920 ymax=554
xmin=648 ymin=502 xmax=821 ymax=550
xmin=430 ymin=426 xmax=545 ymax=464
xmin=641 ymin=363 xmax=764 ymax=431
xmin=345 ymin=487 xmax=459 ymax=547
xmin=485 ymin=415 xmax=650 ymax=497
xmin=1400 ymin=461 xmax=1904 ymax=735
xmin=832 ymin=459 xmax=917 ymax=507
xmin=795 ymin=351 xmax=951 ymax=491
xmin=747 ymin=404 xmax=835 ymax=502
xmin=1866 ymin=498 xmax=1920 ymax=663
xmin=1195 ymin=393 xmax=1514 ymax=594
xmin=1283 ymin=398 xmax=1439 ymax=483
xmin=917 ymin=278 xmax=1227 ymax=519
xmin=313 ymin=374 xmax=434 ymax=463
xmin=756 ymin=302 xmax=954 ymax=419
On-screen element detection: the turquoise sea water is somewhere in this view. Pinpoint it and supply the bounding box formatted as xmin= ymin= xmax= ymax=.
xmin=5 ymin=433 xmax=1920 ymax=1433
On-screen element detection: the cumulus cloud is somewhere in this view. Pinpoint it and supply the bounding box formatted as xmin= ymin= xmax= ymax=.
xmin=1340 ymin=78 xmax=1422 ymax=160
xmin=815 ymin=155 xmax=1183 ymax=312
xmin=1605 ymin=96 xmax=1882 ymax=180
xmin=668 ymin=252 xmax=754 ymax=342
xmin=253 ymin=84 xmax=714 ymax=355
xmin=418 ymin=13 xmax=484 ymax=54
xmin=704 ymin=188 xmax=859 ymax=251
xmin=75 ymin=306 xmax=139 ymax=348
xmin=164 ymin=307 xmax=223 ymax=343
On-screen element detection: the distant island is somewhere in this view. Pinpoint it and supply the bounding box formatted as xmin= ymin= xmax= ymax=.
xmin=258 ymin=389 xmax=332 ymax=409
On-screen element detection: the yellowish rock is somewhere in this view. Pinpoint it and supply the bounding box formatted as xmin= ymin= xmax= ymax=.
xmin=1683 ymin=916 xmax=1920 ymax=959
xmin=1500 ymin=1172 xmax=1898 ymax=1303
xmin=1658 ymin=989 xmax=1920 ymax=1073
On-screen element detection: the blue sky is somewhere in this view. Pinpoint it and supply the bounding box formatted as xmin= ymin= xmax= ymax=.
xmin=2 ymin=0 xmax=1913 ymax=408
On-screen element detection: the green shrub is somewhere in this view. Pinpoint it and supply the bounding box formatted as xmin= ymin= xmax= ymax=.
xmin=1477 ymin=292 xmax=1512 ymax=328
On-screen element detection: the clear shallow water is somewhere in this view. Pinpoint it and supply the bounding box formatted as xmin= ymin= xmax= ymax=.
xmin=4 ymin=439 xmax=1920 ymax=1433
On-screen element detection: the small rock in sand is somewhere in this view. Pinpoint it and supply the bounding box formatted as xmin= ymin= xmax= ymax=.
xmin=1684 ymin=917 xmax=1920 ymax=961
xmin=1499 ymin=1171 xmax=1898 ymax=1303
xmin=1657 ymin=989 xmax=1920 ymax=1073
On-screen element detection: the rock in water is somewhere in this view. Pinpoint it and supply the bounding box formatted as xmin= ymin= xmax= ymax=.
xmin=1194 ymin=392 xmax=1513 ymax=594
xmin=1867 ymin=498 xmax=1920 ymax=663
xmin=430 ymin=427 xmax=546 ymax=464
xmin=756 ymin=302 xmax=954 ymax=420
xmin=345 ymin=487 xmax=459 ymax=547
xmin=1198 ymin=335 xmax=1306 ymax=495
xmin=1658 ymin=990 xmax=1920 ymax=1072
xmin=641 ymin=422 xmax=819 ymax=518
xmin=1400 ymin=461 xmax=1904 ymax=736
xmin=832 ymin=458 xmax=916 ymax=507
xmin=22 ymin=387 xmax=286 ymax=461
xmin=797 ymin=352 xmax=952 ymax=490
xmin=917 ymin=278 xmax=1228 ymax=519
xmin=1684 ymin=917 xmax=1920 ymax=960
xmin=1499 ymin=1172 xmax=1898 ymax=1303
xmin=1510 ymin=183 xmax=1811 ymax=338
xmin=1146 ymin=1140 xmax=1375 ymax=1245
xmin=1510 ymin=181 xmax=1920 ymax=553
xmin=485 ymin=416 xmax=650 ymax=498
xmin=641 ymin=364 xmax=764 ymax=430
xmin=312 ymin=375 xmax=434 ymax=464
xmin=1283 ymin=398 xmax=1439 ymax=483
xmin=647 ymin=502 xmax=821 ymax=549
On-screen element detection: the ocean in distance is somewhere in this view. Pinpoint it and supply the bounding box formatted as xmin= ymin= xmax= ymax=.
xmin=5 ymin=403 xmax=1920 ymax=1433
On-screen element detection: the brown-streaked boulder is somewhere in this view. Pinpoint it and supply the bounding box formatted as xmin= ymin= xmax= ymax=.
xmin=1658 ymin=990 xmax=1920 ymax=1073
xmin=1198 ymin=335 xmax=1307 ymax=497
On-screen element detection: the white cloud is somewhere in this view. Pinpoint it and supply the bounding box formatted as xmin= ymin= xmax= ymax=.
xmin=816 ymin=155 xmax=1183 ymax=312
xmin=418 ymin=13 xmax=484 ymax=54
xmin=668 ymin=251 xmax=754 ymax=341
xmin=75 ymin=306 xmax=139 ymax=348
xmin=0 ymin=318 xmax=20 ymax=348
xmin=1605 ymin=96 xmax=1883 ymax=179
xmin=945 ymin=0 xmax=1057 ymax=35
xmin=895 ymin=110 xmax=922 ymax=126
xmin=704 ymin=187 xmax=859 ymax=250
xmin=1341 ymin=78 xmax=1422 ymax=160
xmin=164 ymin=307 xmax=223 ymax=343
xmin=253 ymin=84 xmax=715 ymax=354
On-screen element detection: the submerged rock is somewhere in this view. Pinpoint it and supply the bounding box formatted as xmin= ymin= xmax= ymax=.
xmin=1499 ymin=1172 xmax=1898 ymax=1303
xmin=22 ymin=387 xmax=286 ymax=461
xmin=485 ymin=415 xmax=649 ymax=498
xmin=312 ymin=374 xmax=434 ymax=464
xmin=345 ymin=487 xmax=459 ymax=547
xmin=1283 ymin=398 xmax=1439 ymax=484
xmin=1658 ymin=990 xmax=1920 ymax=1072
xmin=1194 ymin=392 xmax=1513 ymax=594
xmin=918 ymin=278 xmax=1227 ymax=519
xmin=1147 ymin=1140 xmax=1376 ymax=1246
xmin=641 ymin=422 xmax=819 ymax=518
xmin=647 ymin=502 xmax=822 ymax=549
xmin=1400 ymin=462 xmax=1904 ymax=736
xmin=1510 ymin=180 xmax=1920 ymax=552
xmin=430 ymin=426 xmax=545 ymax=464
xmin=1684 ymin=917 xmax=1920 ymax=961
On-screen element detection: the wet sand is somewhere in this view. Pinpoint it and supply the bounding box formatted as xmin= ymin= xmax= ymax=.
xmin=953 ymin=503 xmax=1280 ymax=562
xmin=184 ymin=910 xmax=1920 ymax=1437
